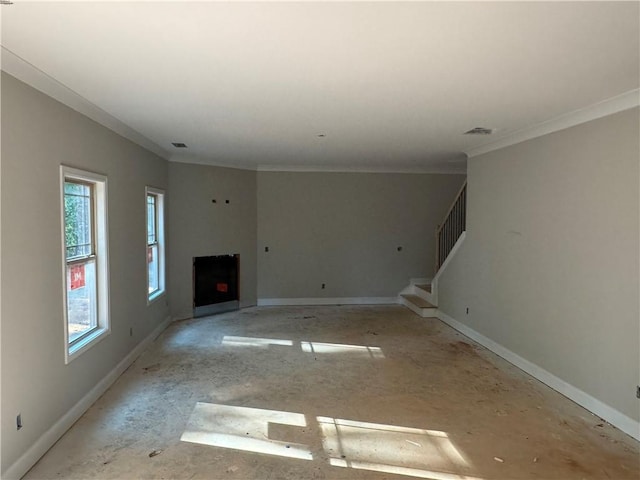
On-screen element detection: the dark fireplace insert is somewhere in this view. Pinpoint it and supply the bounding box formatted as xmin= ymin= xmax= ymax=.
xmin=193 ymin=254 xmax=239 ymax=317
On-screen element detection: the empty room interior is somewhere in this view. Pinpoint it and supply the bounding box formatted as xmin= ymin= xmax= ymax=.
xmin=1 ymin=2 xmax=639 ymax=479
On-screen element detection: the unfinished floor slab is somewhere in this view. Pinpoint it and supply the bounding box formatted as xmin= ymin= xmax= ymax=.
xmin=24 ymin=306 xmax=639 ymax=479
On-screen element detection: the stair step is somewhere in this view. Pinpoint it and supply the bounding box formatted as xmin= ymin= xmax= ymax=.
xmin=415 ymin=284 xmax=432 ymax=293
xmin=401 ymin=294 xmax=436 ymax=309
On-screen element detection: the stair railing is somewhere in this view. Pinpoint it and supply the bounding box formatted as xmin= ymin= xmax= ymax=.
xmin=435 ymin=181 xmax=467 ymax=272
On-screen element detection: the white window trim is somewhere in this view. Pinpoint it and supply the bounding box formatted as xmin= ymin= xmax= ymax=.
xmin=60 ymin=166 xmax=110 ymax=364
xmin=146 ymin=186 xmax=166 ymax=304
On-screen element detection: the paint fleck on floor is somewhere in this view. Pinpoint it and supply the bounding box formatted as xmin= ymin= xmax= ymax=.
xmin=24 ymin=306 xmax=639 ymax=479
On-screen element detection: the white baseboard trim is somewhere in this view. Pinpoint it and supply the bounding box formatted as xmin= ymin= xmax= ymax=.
xmin=409 ymin=277 xmax=431 ymax=286
xmin=257 ymin=297 xmax=397 ymax=307
xmin=3 ymin=316 xmax=172 ymax=480
xmin=436 ymin=310 xmax=640 ymax=442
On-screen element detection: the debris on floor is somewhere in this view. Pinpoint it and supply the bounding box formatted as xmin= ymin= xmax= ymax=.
xmin=20 ymin=306 xmax=640 ymax=480
xmin=142 ymin=363 xmax=161 ymax=374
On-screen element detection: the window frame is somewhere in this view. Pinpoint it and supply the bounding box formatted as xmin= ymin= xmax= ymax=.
xmin=145 ymin=186 xmax=166 ymax=304
xmin=60 ymin=166 xmax=110 ymax=364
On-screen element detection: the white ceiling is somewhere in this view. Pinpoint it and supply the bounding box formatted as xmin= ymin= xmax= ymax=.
xmin=2 ymin=1 xmax=639 ymax=173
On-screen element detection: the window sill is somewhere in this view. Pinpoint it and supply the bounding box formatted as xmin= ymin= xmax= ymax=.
xmin=66 ymin=327 xmax=110 ymax=364
xmin=147 ymin=289 xmax=166 ymax=306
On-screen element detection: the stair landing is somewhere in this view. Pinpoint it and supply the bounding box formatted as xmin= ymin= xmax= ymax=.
xmin=399 ymin=293 xmax=437 ymax=317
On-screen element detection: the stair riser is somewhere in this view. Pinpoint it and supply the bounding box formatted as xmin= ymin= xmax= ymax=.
xmin=399 ymin=298 xmax=438 ymax=318
xmin=412 ymin=285 xmax=436 ymax=305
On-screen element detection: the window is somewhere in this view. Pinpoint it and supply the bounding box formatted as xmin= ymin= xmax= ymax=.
xmin=61 ymin=166 xmax=109 ymax=363
xmin=146 ymin=187 xmax=165 ymax=302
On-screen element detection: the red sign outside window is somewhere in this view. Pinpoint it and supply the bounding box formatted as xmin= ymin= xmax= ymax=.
xmin=70 ymin=264 xmax=85 ymax=290
xmin=216 ymin=283 xmax=228 ymax=293
xmin=147 ymin=246 xmax=153 ymax=263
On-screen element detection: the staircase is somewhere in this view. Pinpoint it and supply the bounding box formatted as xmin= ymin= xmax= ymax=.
xmin=399 ymin=283 xmax=437 ymax=317
xmin=399 ymin=181 xmax=467 ymax=317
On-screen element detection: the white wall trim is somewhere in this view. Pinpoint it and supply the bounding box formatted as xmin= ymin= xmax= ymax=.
xmin=409 ymin=277 xmax=432 ymax=286
xmin=435 ymin=310 xmax=640 ymax=442
xmin=465 ymin=89 xmax=640 ymax=158
xmin=170 ymin=154 xmax=468 ymax=175
xmin=1 ymin=47 xmax=169 ymax=161
xmin=256 ymin=164 xmax=467 ymax=175
xmin=169 ymin=154 xmax=256 ymax=171
xmin=257 ymin=297 xmax=397 ymax=307
xmin=2 ymin=316 xmax=172 ymax=480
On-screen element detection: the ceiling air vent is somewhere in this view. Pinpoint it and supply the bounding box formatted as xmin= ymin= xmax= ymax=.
xmin=171 ymin=142 xmax=188 ymax=148
xmin=464 ymin=127 xmax=494 ymax=135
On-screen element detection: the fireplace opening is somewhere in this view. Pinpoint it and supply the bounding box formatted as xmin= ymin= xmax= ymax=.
xmin=193 ymin=254 xmax=239 ymax=317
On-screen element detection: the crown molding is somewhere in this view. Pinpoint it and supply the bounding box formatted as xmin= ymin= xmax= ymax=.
xmin=256 ymin=163 xmax=467 ymax=175
xmin=170 ymin=155 xmax=467 ymax=175
xmin=1 ymin=46 xmax=170 ymax=160
xmin=169 ymin=154 xmax=256 ymax=171
xmin=465 ymin=89 xmax=640 ymax=158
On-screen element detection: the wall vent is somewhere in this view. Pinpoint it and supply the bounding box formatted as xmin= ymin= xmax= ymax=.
xmin=464 ymin=127 xmax=494 ymax=135
xmin=171 ymin=142 xmax=188 ymax=148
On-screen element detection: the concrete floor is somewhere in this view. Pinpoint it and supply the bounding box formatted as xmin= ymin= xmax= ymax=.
xmin=25 ymin=306 xmax=639 ymax=479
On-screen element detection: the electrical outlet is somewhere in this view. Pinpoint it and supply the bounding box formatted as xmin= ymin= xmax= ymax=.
xmin=636 ymin=385 xmax=640 ymax=399
xmin=466 ymin=307 xmax=469 ymax=314
xmin=265 ymin=246 xmax=269 ymax=252
xmin=321 ymin=283 xmax=326 ymax=289
xmin=17 ymin=414 xmax=22 ymax=430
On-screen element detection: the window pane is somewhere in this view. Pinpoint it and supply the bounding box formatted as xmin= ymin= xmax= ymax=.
xmin=65 ymin=182 xmax=92 ymax=259
xmin=148 ymin=244 xmax=159 ymax=294
xmin=147 ymin=195 xmax=156 ymax=245
xmin=64 ymin=182 xmax=89 ymax=195
xmin=67 ymin=259 xmax=98 ymax=342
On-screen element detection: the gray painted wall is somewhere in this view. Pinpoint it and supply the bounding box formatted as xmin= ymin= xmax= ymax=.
xmin=168 ymin=162 xmax=257 ymax=319
xmin=257 ymin=172 xmax=466 ymax=299
xmin=437 ymin=108 xmax=640 ymax=422
xmin=1 ymin=73 xmax=169 ymax=472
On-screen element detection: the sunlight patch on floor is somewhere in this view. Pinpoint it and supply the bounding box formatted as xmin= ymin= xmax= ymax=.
xmin=301 ymin=341 xmax=384 ymax=358
xmin=221 ymin=336 xmax=384 ymax=358
xmin=180 ymin=403 xmax=313 ymax=460
xmin=221 ymin=336 xmax=294 ymax=348
xmin=318 ymin=416 xmax=480 ymax=480
xmin=181 ymin=403 xmax=482 ymax=479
